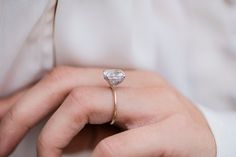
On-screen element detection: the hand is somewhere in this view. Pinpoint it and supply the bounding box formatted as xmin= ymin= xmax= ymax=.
xmin=0 ymin=66 xmax=216 ymax=157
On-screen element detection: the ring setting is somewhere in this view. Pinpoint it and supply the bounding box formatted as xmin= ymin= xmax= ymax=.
xmin=103 ymin=69 xmax=125 ymax=125
xmin=103 ymin=69 xmax=125 ymax=87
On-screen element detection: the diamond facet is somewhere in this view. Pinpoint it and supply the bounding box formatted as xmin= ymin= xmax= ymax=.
xmin=103 ymin=69 xmax=125 ymax=87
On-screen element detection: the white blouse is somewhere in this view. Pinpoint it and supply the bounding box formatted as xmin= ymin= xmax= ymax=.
xmin=1 ymin=0 xmax=236 ymax=157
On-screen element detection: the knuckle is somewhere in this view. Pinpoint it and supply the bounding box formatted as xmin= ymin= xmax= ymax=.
xmin=69 ymin=87 xmax=86 ymax=101
xmin=37 ymin=133 xmax=50 ymax=151
xmin=68 ymin=87 xmax=93 ymax=116
xmin=171 ymin=114 xmax=191 ymax=128
xmin=95 ymin=139 xmax=119 ymax=157
xmin=44 ymin=66 xmax=70 ymax=82
xmin=152 ymin=85 xmax=169 ymax=95
xmin=70 ymin=87 xmax=90 ymax=107
xmin=6 ymin=107 xmax=31 ymax=130
xmin=40 ymin=66 xmax=75 ymax=93
xmin=140 ymin=70 xmax=166 ymax=85
xmin=6 ymin=107 xmax=17 ymax=123
xmin=154 ymin=86 xmax=178 ymax=101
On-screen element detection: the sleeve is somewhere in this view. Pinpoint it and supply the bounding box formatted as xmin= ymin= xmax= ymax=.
xmin=198 ymin=105 xmax=236 ymax=157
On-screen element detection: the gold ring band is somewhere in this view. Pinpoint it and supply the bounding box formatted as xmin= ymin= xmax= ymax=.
xmin=103 ymin=69 xmax=125 ymax=125
xmin=110 ymin=86 xmax=117 ymax=125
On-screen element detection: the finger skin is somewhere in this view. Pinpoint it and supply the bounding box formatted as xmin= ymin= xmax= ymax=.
xmin=91 ymin=114 xmax=215 ymax=157
xmin=37 ymin=86 xmax=168 ymax=157
xmin=91 ymin=124 xmax=163 ymax=157
xmin=0 ymin=67 xmax=160 ymax=156
xmin=0 ymin=89 xmax=27 ymax=119
xmin=36 ymin=87 xmax=126 ymax=157
xmin=63 ymin=124 xmax=121 ymax=154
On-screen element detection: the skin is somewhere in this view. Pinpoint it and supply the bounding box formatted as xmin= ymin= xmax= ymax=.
xmin=0 ymin=66 xmax=216 ymax=157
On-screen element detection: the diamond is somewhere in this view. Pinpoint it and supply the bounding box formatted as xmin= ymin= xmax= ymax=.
xmin=103 ymin=69 xmax=125 ymax=87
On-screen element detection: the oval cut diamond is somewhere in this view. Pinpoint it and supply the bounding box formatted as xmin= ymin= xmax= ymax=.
xmin=103 ymin=69 xmax=125 ymax=86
